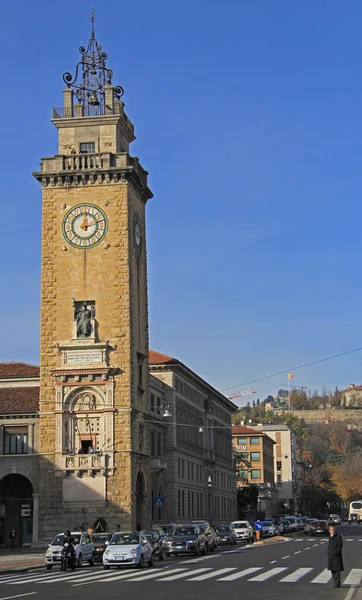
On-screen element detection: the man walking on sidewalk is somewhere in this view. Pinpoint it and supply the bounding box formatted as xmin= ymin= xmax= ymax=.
xmin=9 ymin=529 xmax=17 ymax=550
xmin=328 ymin=524 xmax=344 ymax=587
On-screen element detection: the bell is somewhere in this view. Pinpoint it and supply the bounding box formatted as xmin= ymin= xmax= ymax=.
xmin=88 ymin=91 xmax=100 ymax=106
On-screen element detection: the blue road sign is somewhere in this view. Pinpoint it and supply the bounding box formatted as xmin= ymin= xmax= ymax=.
xmin=154 ymin=496 xmax=164 ymax=509
xmin=254 ymin=520 xmax=263 ymax=531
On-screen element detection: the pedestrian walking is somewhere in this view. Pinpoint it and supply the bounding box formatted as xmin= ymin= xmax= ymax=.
xmin=328 ymin=524 xmax=344 ymax=588
xmin=9 ymin=528 xmax=17 ymax=550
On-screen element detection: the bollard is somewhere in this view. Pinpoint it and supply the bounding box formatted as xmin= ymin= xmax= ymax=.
xmin=256 ymin=530 xmax=261 ymax=541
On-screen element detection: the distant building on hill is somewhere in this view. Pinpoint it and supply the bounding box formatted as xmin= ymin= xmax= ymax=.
xmin=340 ymin=384 xmax=362 ymax=408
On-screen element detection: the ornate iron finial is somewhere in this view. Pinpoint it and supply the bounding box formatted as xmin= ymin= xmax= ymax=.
xmin=62 ymin=11 xmax=124 ymax=108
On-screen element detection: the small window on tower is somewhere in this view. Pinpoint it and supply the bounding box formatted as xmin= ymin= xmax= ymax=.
xmin=79 ymin=142 xmax=95 ymax=154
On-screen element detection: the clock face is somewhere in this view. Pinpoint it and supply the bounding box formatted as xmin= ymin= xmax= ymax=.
xmin=62 ymin=203 xmax=108 ymax=248
xmin=133 ymin=213 xmax=142 ymax=255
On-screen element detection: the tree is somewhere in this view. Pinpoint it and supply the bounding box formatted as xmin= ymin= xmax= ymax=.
xmin=331 ymin=454 xmax=362 ymax=500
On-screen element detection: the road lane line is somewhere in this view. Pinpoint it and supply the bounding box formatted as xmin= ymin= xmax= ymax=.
xmin=217 ymin=567 xmax=263 ymax=581
xmin=343 ymin=569 xmax=362 ymax=586
xmin=0 ymin=594 xmax=37 ymax=600
xmin=281 ymin=555 xmax=290 ymax=560
xmin=280 ymin=568 xmax=314 ymax=583
xmin=312 ymin=544 xmax=318 ymax=547
xmin=308 ymin=538 xmax=314 ymax=541
xmin=248 ymin=568 xmax=287 ymax=582
xmin=346 ymin=539 xmax=354 ymax=542
xmin=187 ymin=568 xmax=236 ymax=581
xmin=294 ymin=551 xmax=301 ymax=554
xmin=157 ymin=568 xmax=211 ymax=581
xmin=311 ymin=569 xmax=331 ymax=584
xmin=270 ymin=560 xmax=277 ymax=564
xmin=304 ymin=546 xmax=311 ymax=550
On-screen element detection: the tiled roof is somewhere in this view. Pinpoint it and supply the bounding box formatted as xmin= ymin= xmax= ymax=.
xmin=0 ymin=387 xmax=39 ymax=413
xmin=149 ymin=350 xmax=176 ymax=365
xmin=0 ymin=362 xmax=40 ymax=379
xmin=232 ymin=425 xmax=260 ymax=434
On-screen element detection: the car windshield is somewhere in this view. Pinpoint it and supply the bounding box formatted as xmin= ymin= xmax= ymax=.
xmin=282 ymin=520 xmax=290 ymax=524
xmin=162 ymin=525 xmax=176 ymax=535
xmin=110 ymin=533 xmax=140 ymax=545
xmin=51 ymin=534 xmax=80 ymax=546
xmin=262 ymin=521 xmax=272 ymax=526
xmin=174 ymin=527 xmax=196 ymax=536
xmin=91 ymin=534 xmax=111 ymax=543
xmin=317 ymin=521 xmax=327 ymax=526
xmin=215 ymin=526 xmax=231 ymax=533
xmin=232 ymin=522 xmax=248 ymax=528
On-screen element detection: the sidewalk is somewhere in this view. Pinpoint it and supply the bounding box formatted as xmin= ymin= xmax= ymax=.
xmin=0 ymin=547 xmax=45 ymax=572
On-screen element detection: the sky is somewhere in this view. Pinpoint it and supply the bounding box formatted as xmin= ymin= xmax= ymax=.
xmin=2 ymin=0 xmax=362 ymax=403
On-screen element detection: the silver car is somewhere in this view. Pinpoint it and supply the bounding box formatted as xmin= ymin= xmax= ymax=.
xmin=103 ymin=531 xmax=154 ymax=569
xmin=230 ymin=521 xmax=254 ymax=543
xmin=261 ymin=520 xmax=276 ymax=537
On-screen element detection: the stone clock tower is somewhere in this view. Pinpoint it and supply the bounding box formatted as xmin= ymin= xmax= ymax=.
xmin=33 ymin=16 xmax=153 ymax=539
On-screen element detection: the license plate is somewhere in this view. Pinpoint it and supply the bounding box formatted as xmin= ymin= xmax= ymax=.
xmin=316 ymin=529 xmax=322 ymax=533
xmin=176 ymin=546 xmax=183 ymax=549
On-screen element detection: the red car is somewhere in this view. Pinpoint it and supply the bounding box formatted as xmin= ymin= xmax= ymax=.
xmin=310 ymin=520 xmax=329 ymax=535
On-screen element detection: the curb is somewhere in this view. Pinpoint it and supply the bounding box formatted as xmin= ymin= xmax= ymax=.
xmin=0 ymin=564 xmax=44 ymax=575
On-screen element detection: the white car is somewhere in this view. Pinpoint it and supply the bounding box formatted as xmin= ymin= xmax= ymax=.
xmin=45 ymin=532 xmax=94 ymax=569
xmin=103 ymin=531 xmax=154 ymax=569
xmin=230 ymin=521 xmax=254 ymax=543
xmin=261 ymin=520 xmax=276 ymax=537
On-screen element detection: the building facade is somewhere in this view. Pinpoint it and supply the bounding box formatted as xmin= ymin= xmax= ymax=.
xmin=253 ymin=424 xmax=297 ymax=512
xmin=232 ymin=425 xmax=276 ymax=518
xmin=341 ymin=384 xmax=362 ymax=408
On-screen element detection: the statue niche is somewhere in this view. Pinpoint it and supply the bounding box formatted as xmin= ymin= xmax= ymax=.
xmin=73 ymin=300 xmax=96 ymax=340
xmin=74 ymin=393 xmax=97 ymax=411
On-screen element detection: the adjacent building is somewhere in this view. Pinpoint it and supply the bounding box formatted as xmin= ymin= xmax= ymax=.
xmin=340 ymin=384 xmax=362 ymax=408
xmin=252 ymin=424 xmax=297 ymax=512
xmin=232 ymin=425 xmax=276 ymax=517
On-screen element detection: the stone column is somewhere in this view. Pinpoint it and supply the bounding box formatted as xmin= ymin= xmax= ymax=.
xmin=63 ymin=88 xmax=74 ymax=115
xmin=32 ymin=494 xmax=39 ymax=543
xmin=28 ymin=423 xmax=34 ymax=454
xmin=0 ymin=425 xmax=3 ymax=455
xmin=104 ymin=85 xmax=114 ymax=112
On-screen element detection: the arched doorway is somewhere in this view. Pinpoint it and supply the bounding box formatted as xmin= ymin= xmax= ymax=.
xmin=0 ymin=474 xmax=33 ymax=547
xmin=135 ymin=471 xmax=145 ymax=530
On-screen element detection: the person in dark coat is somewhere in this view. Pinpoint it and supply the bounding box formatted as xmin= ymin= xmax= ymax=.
xmin=327 ymin=525 xmax=344 ymax=587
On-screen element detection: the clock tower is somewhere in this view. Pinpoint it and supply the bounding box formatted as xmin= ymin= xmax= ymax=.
xmin=33 ymin=15 xmax=153 ymax=538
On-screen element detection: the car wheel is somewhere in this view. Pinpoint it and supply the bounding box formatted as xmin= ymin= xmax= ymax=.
xmin=46 ymin=565 xmax=52 ymax=570
xmin=77 ymin=554 xmax=83 ymax=568
xmin=194 ymin=544 xmax=200 ymax=557
xmin=148 ymin=553 xmax=154 ymax=567
xmin=103 ymin=565 xmax=110 ymax=570
xmin=138 ymin=554 xmax=144 ymax=569
xmin=88 ymin=553 xmax=95 ymax=566
xmin=159 ymin=549 xmax=166 ymax=561
xmin=210 ymin=543 xmax=215 ymax=552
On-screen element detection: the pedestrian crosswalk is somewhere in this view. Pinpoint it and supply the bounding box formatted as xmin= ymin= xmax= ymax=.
xmin=0 ymin=565 xmax=362 ymax=587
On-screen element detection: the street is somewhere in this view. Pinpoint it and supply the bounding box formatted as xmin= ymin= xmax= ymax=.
xmin=1 ymin=524 xmax=362 ymax=600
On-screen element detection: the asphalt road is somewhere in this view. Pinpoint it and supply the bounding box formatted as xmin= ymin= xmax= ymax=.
xmin=2 ymin=524 xmax=362 ymax=600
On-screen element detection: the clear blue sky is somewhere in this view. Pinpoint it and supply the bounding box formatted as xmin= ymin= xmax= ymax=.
xmin=2 ymin=0 xmax=362 ymax=402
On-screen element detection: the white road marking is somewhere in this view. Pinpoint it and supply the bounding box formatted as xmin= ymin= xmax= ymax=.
xmin=187 ymin=568 xmax=236 ymax=581
xmin=345 ymin=586 xmax=358 ymax=600
xmin=308 ymin=538 xmax=314 ymax=541
xmin=181 ymin=555 xmax=219 ymax=564
xmin=270 ymin=560 xmax=277 ymax=564
xmin=346 ymin=539 xmax=354 ymax=542
xmin=358 ymin=539 xmax=362 ymax=541
xmin=0 ymin=595 xmax=37 ymax=600
xmin=312 ymin=544 xmax=318 ymax=547
xmin=311 ymin=568 xmax=331 ymax=584
xmin=281 ymin=555 xmax=290 ymax=560
xmin=304 ymin=546 xmax=311 ymax=550
xmin=72 ymin=569 xmax=148 ymax=586
xmin=294 ymin=551 xmax=301 ymax=554
xmin=8 ymin=571 xmax=88 ymax=585
xmin=157 ymin=568 xmax=211 ymax=581
xmin=295 ymin=538 xmax=303 ymax=541
xmin=343 ymin=569 xmax=362 ymax=586
xmin=280 ymin=568 xmax=314 ymax=583
xmin=217 ymin=567 xmax=263 ymax=581
xmin=248 ymin=567 xmax=287 ymax=582
xmin=125 ymin=568 xmax=187 ymax=582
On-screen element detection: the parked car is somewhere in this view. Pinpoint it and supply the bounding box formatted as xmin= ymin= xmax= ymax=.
xmin=304 ymin=519 xmax=318 ymax=535
xmin=103 ymin=531 xmax=154 ymax=569
xmin=281 ymin=519 xmax=292 ymax=533
xmin=91 ymin=533 xmax=113 ymax=562
xmin=261 ymin=520 xmax=277 ymax=537
xmin=230 ymin=520 xmax=254 ymax=543
xmin=310 ymin=520 xmax=329 ymax=536
xmin=163 ymin=524 xmax=207 ymax=556
xmin=145 ymin=531 xmax=167 ymax=560
xmin=192 ymin=521 xmax=218 ymax=551
xmin=286 ymin=516 xmax=298 ymax=532
xmin=295 ymin=517 xmax=304 ymax=530
xmin=329 ymin=514 xmax=341 ymax=525
xmin=45 ymin=531 xmax=94 ymax=569
xmin=214 ymin=525 xmax=237 ymax=546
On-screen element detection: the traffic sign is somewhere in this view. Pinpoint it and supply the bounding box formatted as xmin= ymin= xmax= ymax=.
xmin=254 ymin=520 xmax=263 ymax=531
xmin=154 ymin=496 xmax=164 ymax=508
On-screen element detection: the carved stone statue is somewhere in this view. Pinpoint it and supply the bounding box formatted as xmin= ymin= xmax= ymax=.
xmin=75 ymin=393 xmax=97 ymax=411
xmin=75 ymin=302 xmax=92 ymax=338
